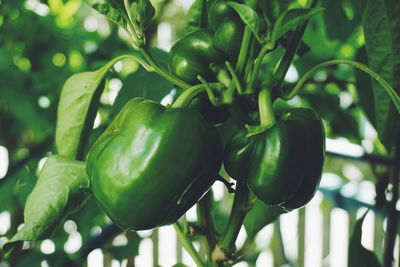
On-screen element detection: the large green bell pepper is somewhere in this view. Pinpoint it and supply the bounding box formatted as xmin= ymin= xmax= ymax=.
xmin=223 ymin=108 xmax=325 ymax=208
xmin=86 ymin=98 xmax=223 ymax=230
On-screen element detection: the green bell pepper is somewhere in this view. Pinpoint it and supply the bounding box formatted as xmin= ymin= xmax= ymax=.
xmin=223 ymin=108 xmax=325 ymax=208
xmin=168 ymin=29 xmax=226 ymax=84
xmin=87 ymin=98 xmax=223 ymax=230
xmin=208 ymin=0 xmax=244 ymax=60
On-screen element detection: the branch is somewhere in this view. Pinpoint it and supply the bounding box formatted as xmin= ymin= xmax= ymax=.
xmin=273 ymin=0 xmax=319 ymax=93
xmin=326 ymin=150 xmax=394 ymax=166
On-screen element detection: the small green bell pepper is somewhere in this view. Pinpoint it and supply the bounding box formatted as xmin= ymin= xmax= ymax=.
xmin=168 ymin=29 xmax=226 ymax=84
xmin=223 ymin=108 xmax=325 ymax=208
xmin=208 ymin=0 xmax=244 ymax=60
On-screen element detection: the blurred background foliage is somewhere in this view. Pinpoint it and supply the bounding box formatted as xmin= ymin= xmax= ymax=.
xmin=0 ymin=0 xmax=398 ymax=266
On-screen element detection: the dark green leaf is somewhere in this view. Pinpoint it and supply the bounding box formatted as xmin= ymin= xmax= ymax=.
xmin=320 ymin=0 xmax=366 ymax=41
xmin=355 ymin=47 xmax=376 ymax=126
xmin=271 ymin=8 xmax=324 ymax=44
xmin=227 ymin=2 xmax=263 ymax=42
xmin=56 ymin=55 xmax=130 ymax=160
xmin=348 ymin=211 xmax=382 ymax=267
xmin=2 ymin=155 xmax=90 ymax=260
xmin=244 ymin=196 xmax=286 ymax=239
xmin=84 ymin=0 xmax=126 ymax=28
xmin=362 ymin=0 xmax=400 ymax=151
xmin=137 ymin=0 xmax=155 ymax=30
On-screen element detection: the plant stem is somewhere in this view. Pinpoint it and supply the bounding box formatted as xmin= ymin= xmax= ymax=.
xmin=285 ymin=60 xmax=400 ymax=114
xmin=123 ymin=0 xmax=191 ymax=90
xmin=152 ymin=229 xmax=159 ymax=267
xmin=172 ymin=84 xmax=205 ymax=108
xmin=383 ymin=137 xmax=400 ymax=267
xmin=273 ymin=0 xmax=319 ymax=92
xmin=174 ymin=222 xmax=205 ymax=267
xmin=123 ymin=2 xmax=141 ymax=46
xmin=236 ymin=28 xmax=252 ymax=75
xmin=216 ymin=182 xmax=250 ymax=259
xmin=258 ymin=89 xmax=276 ymax=128
xmin=172 ymin=82 xmax=222 ymax=108
xmin=198 ymin=191 xmax=218 ymax=265
xmin=225 ymin=62 xmax=243 ymax=95
xmin=139 ymin=48 xmax=191 ymax=89
xmin=228 ymin=0 xmax=256 ymax=94
xmin=246 ymin=45 xmax=269 ymax=93
xmin=271 ymin=220 xmax=288 ymax=267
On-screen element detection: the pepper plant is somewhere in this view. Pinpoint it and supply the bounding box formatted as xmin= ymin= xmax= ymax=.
xmin=1 ymin=0 xmax=400 ymax=266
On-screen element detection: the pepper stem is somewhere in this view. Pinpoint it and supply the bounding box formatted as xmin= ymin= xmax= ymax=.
xmin=174 ymin=222 xmax=205 ymax=267
xmin=258 ymin=89 xmax=276 ymax=128
xmin=198 ymin=191 xmax=218 ymax=264
xmin=213 ymin=182 xmax=250 ymax=262
xmin=171 ymin=84 xmax=205 ymax=108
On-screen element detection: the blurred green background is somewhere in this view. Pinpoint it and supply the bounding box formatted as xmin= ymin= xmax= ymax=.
xmin=0 ymin=0 xmax=397 ymax=266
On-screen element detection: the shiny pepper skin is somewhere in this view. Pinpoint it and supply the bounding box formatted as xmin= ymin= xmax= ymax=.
xmin=223 ymin=108 xmax=325 ymax=208
xmin=208 ymin=0 xmax=244 ymax=60
xmin=86 ymin=98 xmax=223 ymax=230
xmin=168 ymin=29 xmax=226 ymax=84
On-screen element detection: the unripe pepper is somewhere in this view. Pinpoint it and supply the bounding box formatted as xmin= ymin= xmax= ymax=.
xmin=87 ymin=98 xmax=223 ymax=230
xmin=168 ymin=29 xmax=226 ymax=84
xmin=223 ymin=108 xmax=325 ymax=208
xmin=208 ymin=0 xmax=244 ymax=60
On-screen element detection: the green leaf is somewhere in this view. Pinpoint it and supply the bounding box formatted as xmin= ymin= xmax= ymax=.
xmin=84 ymin=0 xmax=126 ymax=28
xmin=362 ymin=0 xmax=400 ymax=151
xmin=137 ymin=0 xmax=155 ymax=30
xmin=244 ymin=196 xmax=286 ymax=240
xmin=355 ymin=47 xmax=376 ymax=126
xmin=348 ymin=211 xmax=382 ymax=267
xmin=56 ymin=55 xmax=133 ymax=160
xmin=271 ymin=8 xmax=324 ymax=44
xmin=227 ymin=2 xmax=263 ymax=42
xmin=1 ymin=155 xmax=90 ymax=260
